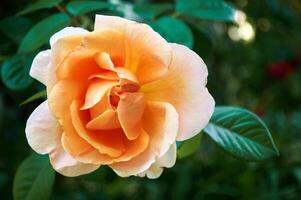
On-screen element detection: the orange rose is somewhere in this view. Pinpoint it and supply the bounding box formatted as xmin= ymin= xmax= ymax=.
xmin=25 ymin=15 xmax=215 ymax=178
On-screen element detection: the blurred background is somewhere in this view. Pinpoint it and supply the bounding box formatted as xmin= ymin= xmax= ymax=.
xmin=1 ymin=0 xmax=301 ymax=199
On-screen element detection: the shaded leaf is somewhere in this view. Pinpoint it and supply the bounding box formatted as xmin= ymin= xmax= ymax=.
xmin=1 ymin=55 xmax=33 ymax=91
xmin=178 ymin=133 xmax=202 ymax=159
xmin=190 ymin=23 xmax=216 ymax=58
xmin=204 ymin=106 xmax=279 ymax=161
xmin=100 ymin=9 xmax=124 ymax=17
xmin=134 ymin=3 xmax=173 ymax=20
xmin=13 ymin=153 xmax=55 ymax=200
xmin=17 ymin=0 xmax=63 ymax=16
xmin=18 ymin=13 xmax=70 ymax=53
xmin=20 ymin=90 xmax=47 ymax=106
xmin=176 ymin=141 xmax=184 ymax=149
xmin=0 ymin=16 xmax=33 ymax=44
xmin=66 ymin=0 xmax=114 ymax=16
xmin=149 ymin=17 xmax=193 ymax=48
xmin=176 ymin=0 xmax=236 ymax=22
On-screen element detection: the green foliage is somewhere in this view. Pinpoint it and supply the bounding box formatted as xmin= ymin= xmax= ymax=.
xmin=18 ymin=13 xmax=70 ymax=53
xmin=204 ymin=106 xmax=279 ymax=161
xmin=149 ymin=17 xmax=193 ymax=48
xmin=17 ymin=0 xmax=63 ymax=16
xmin=1 ymin=55 xmax=33 ymax=90
xmin=1 ymin=0 xmax=300 ymax=199
xmin=20 ymin=90 xmax=47 ymax=106
xmin=134 ymin=3 xmax=173 ymax=20
xmin=0 ymin=17 xmax=33 ymax=44
xmin=178 ymin=133 xmax=202 ymax=159
xmin=13 ymin=153 xmax=55 ymax=200
xmin=66 ymin=0 xmax=114 ymax=16
xmin=176 ymin=0 xmax=236 ymax=21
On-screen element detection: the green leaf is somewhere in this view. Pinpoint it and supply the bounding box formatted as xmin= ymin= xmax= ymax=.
xmin=20 ymin=90 xmax=47 ymax=106
xmin=13 ymin=154 xmax=55 ymax=200
xmin=176 ymin=141 xmax=183 ymax=149
xmin=1 ymin=55 xmax=33 ymax=90
xmin=176 ymin=0 xmax=236 ymax=22
xmin=191 ymin=24 xmax=215 ymax=58
xmin=134 ymin=3 xmax=173 ymax=20
xmin=18 ymin=13 xmax=70 ymax=53
xmin=17 ymin=0 xmax=63 ymax=16
xmin=0 ymin=17 xmax=33 ymax=44
xmin=149 ymin=17 xmax=193 ymax=48
xmin=204 ymin=106 xmax=279 ymax=161
xmin=178 ymin=133 xmax=202 ymax=159
xmin=66 ymin=0 xmax=114 ymax=16
xmin=100 ymin=9 xmax=124 ymax=17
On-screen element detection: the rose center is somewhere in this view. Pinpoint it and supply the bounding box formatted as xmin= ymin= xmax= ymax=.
xmin=109 ymin=79 xmax=140 ymax=108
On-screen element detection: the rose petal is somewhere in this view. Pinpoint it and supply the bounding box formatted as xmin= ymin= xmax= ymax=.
xmin=115 ymin=67 xmax=140 ymax=92
xmin=49 ymin=143 xmax=100 ymax=177
xmin=110 ymin=101 xmax=178 ymax=176
xmin=116 ymin=67 xmax=139 ymax=84
xmin=117 ymin=92 xmax=145 ymax=140
xmin=71 ymin=100 xmax=126 ymax=158
xmin=50 ymin=27 xmax=88 ymax=47
xmin=81 ymin=79 xmax=117 ymax=110
xmin=49 ymin=32 xmax=87 ymax=91
xmin=88 ymin=72 xmax=119 ymax=81
xmin=142 ymin=101 xmax=178 ymax=157
xmin=60 ymin=108 xmax=115 ymax=165
xmin=113 ymin=130 xmax=149 ymax=163
xmin=87 ymin=109 xmax=121 ymax=130
xmin=61 ymin=133 xmax=113 ymax=165
xmin=95 ymin=52 xmax=115 ymax=71
xmin=94 ymin=15 xmax=133 ymax=32
xmin=25 ymin=100 xmax=60 ymax=154
xmin=49 ymin=80 xmax=95 ymax=158
xmin=110 ymin=143 xmax=155 ymax=177
xmin=56 ymin=48 xmax=100 ymax=82
xmin=49 ymin=79 xmax=85 ymax=121
xmin=138 ymin=142 xmax=176 ymax=179
xmin=30 ymin=50 xmax=51 ymax=85
xmin=124 ymin=22 xmax=172 ymax=84
xmin=49 ymin=27 xmax=89 ymax=90
xmin=82 ymin=29 xmax=125 ymax=65
xmin=95 ymin=16 xmax=172 ymax=84
xmin=89 ymin=92 xmax=111 ymax=119
xmin=142 ymin=43 xmax=215 ymax=141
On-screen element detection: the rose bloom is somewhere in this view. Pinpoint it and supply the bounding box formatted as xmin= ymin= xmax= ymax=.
xmin=25 ymin=15 xmax=215 ymax=178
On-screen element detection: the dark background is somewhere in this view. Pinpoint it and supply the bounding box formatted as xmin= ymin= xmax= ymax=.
xmin=1 ymin=0 xmax=301 ymax=199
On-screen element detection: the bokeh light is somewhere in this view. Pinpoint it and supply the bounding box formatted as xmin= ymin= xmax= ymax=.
xmin=229 ymin=10 xmax=255 ymax=42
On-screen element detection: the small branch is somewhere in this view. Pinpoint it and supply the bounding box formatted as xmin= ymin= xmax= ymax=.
xmin=55 ymin=5 xmax=80 ymax=26
xmin=55 ymin=4 xmax=65 ymax=13
xmin=170 ymin=12 xmax=181 ymax=18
